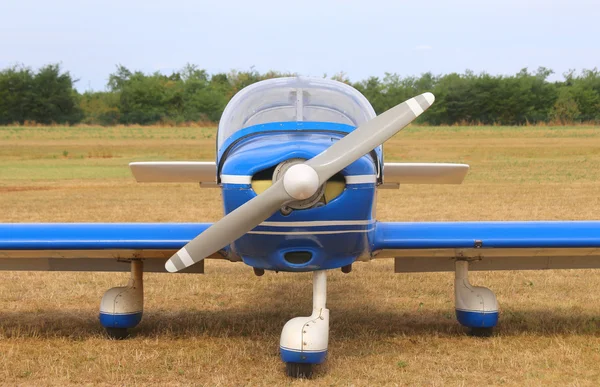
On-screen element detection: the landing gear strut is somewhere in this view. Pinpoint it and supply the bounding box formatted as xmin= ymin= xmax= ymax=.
xmin=99 ymin=260 xmax=144 ymax=339
xmin=280 ymin=270 xmax=330 ymax=378
xmin=454 ymin=260 xmax=498 ymax=336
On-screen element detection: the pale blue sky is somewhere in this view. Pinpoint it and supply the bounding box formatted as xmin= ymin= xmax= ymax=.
xmin=1 ymin=0 xmax=598 ymax=91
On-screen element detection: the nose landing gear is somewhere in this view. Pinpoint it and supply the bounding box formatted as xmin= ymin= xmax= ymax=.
xmin=280 ymin=270 xmax=330 ymax=378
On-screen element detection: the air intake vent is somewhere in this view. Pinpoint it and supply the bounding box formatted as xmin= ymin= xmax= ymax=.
xmin=283 ymin=251 xmax=313 ymax=265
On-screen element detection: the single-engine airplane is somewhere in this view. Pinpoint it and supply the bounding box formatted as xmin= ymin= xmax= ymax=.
xmin=2 ymin=77 xmax=600 ymax=378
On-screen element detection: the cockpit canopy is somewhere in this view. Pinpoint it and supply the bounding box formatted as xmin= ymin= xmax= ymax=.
xmin=217 ymin=77 xmax=377 ymax=150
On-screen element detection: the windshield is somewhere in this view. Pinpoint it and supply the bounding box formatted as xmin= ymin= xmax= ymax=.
xmin=217 ymin=77 xmax=376 ymax=149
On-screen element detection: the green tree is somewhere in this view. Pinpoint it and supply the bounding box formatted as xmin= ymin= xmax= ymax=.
xmin=5 ymin=63 xmax=597 ymax=126
xmin=29 ymin=64 xmax=83 ymax=124
xmin=108 ymin=66 xmax=184 ymax=124
xmin=0 ymin=64 xmax=81 ymax=124
xmin=550 ymin=88 xmax=580 ymax=124
xmin=79 ymin=91 xmax=120 ymax=125
xmin=565 ymin=69 xmax=600 ymax=122
xmin=0 ymin=65 xmax=35 ymax=124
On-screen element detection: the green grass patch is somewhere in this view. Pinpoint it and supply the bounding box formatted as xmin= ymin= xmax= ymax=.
xmin=2 ymin=125 xmax=600 ymax=183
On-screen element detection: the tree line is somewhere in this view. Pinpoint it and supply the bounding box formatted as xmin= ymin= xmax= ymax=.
xmin=1 ymin=64 xmax=599 ymax=126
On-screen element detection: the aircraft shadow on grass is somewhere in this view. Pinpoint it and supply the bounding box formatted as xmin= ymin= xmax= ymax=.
xmin=0 ymin=279 xmax=598 ymax=339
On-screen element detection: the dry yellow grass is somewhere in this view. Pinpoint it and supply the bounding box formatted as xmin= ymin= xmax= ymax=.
xmin=1 ymin=125 xmax=600 ymax=386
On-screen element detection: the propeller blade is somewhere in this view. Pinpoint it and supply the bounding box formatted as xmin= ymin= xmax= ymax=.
xmin=165 ymin=179 xmax=292 ymax=272
xmin=305 ymin=92 xmax=434 ymax=183
xmin=165 ymin=92 xmax=435 ymax=272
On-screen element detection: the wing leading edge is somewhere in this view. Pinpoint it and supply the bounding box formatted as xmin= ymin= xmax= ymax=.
xmin=129 ymin=162 xmax=217 ymax=186
xmin=6 ymin=221 xmax=598 ymax=273
xmin=0 ymin=223 xmax=222 ymax=272
xmin=373 ymin=221 xmax=600 ymax=272
xmin=380 ymin=163 xmax=469 ymax=187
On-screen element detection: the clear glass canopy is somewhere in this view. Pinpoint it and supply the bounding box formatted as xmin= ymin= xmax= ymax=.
xmin=217 ymin=77 xmax=377 ymax=149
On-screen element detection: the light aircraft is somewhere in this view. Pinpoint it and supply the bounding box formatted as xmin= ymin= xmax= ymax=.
xmin=2 ymin=77 xmax=600 ymax=378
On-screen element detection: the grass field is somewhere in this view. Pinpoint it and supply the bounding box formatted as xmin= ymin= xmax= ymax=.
xmin=1 ymin=125 xmax=600 ymax=386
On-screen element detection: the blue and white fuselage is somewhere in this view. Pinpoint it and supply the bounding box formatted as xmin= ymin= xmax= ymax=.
xmin=211 ymin=77 xmax=382 ymax=272
xmin=218 ymin=122 xmax=380 ymax=271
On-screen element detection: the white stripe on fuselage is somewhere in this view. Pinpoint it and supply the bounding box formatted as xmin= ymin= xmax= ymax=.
xmin=248 ymin=228 xmax=374 ymax=235
xmin=221 ymin=174 xmax=376 ymax=185
xmin=344 ymin=175 xmax=377 ymax=184
xmin=259 ymin=220 xmax=373 ymax=227
xmin=220 ymin=175 xmax=253 ymax=184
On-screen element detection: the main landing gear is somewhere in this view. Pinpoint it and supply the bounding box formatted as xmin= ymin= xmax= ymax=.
xmin=280 ymin=270 xmax=330 ymax=378
xmin=454 ymin=260 xmax=499 ymax=336
xmin=99 ymin=260 xmax=144 ymax=339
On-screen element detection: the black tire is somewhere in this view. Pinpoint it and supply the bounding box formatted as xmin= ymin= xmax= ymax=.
xmin=286 ymin=362 xmax=313 ymax=378
xmin=468 ymin=327 xmax=494 ymax=337
xmin=106 ymin=327 xmax=129 ymax=340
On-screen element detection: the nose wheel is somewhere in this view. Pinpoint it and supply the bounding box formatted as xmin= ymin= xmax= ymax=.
xmin=105 ymin=327 xmax=130 ymax=340
xmin=468 ymin=327 xmax=494 ymax=337
xmin=286 ymin=362 xmax=314 ymax=378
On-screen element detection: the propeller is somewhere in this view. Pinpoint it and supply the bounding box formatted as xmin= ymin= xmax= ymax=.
xmin=165 ymin=92 xmax=435 ymax=272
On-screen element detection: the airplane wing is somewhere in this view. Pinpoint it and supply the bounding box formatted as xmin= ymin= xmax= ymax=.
xmin=379 ymin=163 xmax=469 ymax=188
xmin=372 ymin=221 xmax=600 ymax=272
xmin=4 ymin=222 xmax=599 ymax=273
xmin=0 ymin=223 xmax=224 ymax=273
xmin=129 ymin=161 xmax=469 ymax=187
xmin=129 ymin=162 xmax=218 ymax=186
